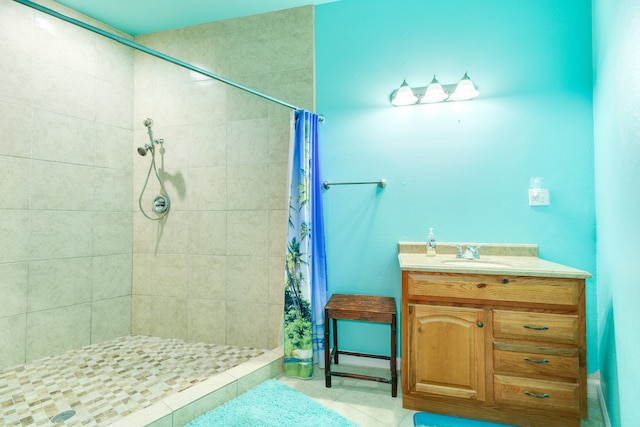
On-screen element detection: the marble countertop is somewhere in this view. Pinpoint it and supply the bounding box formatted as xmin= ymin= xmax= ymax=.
xmin=398 ymin=242 xmax=591 ymax=279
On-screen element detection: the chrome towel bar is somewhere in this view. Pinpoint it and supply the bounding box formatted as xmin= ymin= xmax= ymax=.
xmin=322 ymin=179 xmax=387 ymax=189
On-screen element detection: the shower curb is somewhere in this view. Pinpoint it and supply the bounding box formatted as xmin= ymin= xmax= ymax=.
xmin=108 ymin=349 xmax=283 ymax=427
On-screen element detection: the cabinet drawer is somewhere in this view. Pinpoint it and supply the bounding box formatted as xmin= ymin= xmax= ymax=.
xmin=494 ymin=310 xmax=579 ymax=344
xmin=494 ymin=375 xmax=579 ymax=413
xmin=406 ymin=273 xmax=579 ymax=307
xmin=494 ymin=344 xmax=579 ymax=379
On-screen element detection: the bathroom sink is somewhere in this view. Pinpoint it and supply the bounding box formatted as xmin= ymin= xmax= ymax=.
xmin=440 ymin=259 xmax=509 ymax=269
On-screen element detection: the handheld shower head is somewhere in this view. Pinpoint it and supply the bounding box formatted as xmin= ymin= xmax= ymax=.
xmin=143 ymin=118 xmax=153 ymax=128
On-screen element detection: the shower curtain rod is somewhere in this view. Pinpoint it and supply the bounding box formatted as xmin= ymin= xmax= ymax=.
xmin=13 ymin=0 xmax=306 ymax=112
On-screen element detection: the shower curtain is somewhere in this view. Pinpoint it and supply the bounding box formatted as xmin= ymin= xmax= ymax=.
xmin=283 ymin=110 xmax=327 ymax=379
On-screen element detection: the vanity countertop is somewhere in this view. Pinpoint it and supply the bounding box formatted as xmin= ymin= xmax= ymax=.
xmin=398 ymin=242 xmax=591 ymax=279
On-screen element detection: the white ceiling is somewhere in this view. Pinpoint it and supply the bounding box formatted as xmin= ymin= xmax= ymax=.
xmin=53 ymin=0 xmax=338 ymax=36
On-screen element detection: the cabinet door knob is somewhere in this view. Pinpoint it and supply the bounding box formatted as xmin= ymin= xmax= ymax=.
xmin=477 ymin=321 xmax=484 ymax=328
xmin=502 ymin=278 xmax=510 ymax=284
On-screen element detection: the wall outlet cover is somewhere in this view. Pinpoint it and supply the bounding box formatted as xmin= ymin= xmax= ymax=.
xmin=529 ymin=188 xmax=550 ymax=206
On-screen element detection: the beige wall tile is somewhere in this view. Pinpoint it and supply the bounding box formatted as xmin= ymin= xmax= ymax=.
xmin=96 ymin=79 xmax=134 ymax=129
xmin=94 ymin=168 xmax=133 ymax=212
xmin=93 ymin=254 xmax=133 ymax=300
xmin=188 ymin=122 xmax=227 ymax=168
xmin=0 ymin=262 xmax=28 ymax=318
xmin=268 ymin=210 xmax=287 ymax=257
xmin=0 ymin=156 xmax=30 ymax=209
xmin=149 ymin=254 xmax=188 ymax=298
xmin=226 ymin=255 xmax=268 ymax=303
xmin=226 ymin=75 xmax=271 ymax=121
xmin=226 ymin=164 xmax=269 ymax=210
xmin=268 ymin=256 xmax=286 ymax=305
xmin=131 ymin=295 xmax=187 ymax=339
xmin=268 ymin=302 xmax=285 ymax=350
xmin=186 ymin=166 xmax=227 ymax=211
xmin=28 ymin=257 xmax=92 ymax=311
xmin=188 ymin=211 xmax=227 ymax=255
xmin=226 ymin=301 xmax=268 ymax=348
xmin=0 ymin=0 xmax=35 ymax=57
xmin=0 ymin=210 xmax=29 ymax=263
xmin=187 ymin=299 xmax=226 ymax=343
xmin=93 ymin=212 xmax=133 ymax=255
xmin=95 ymin=123 xmax=133 ymax=169
xmin=269 ymin=111 xmax=292 ymax=164
xmin=29 ymin=211 xmax=93 ymax=260
xmin=227 ymin=119 xmax=270 ymax=165
xmin=31 ymin=59 xmax=96 ymax=120
xmin=91 ymin=296 xmax=131 ymax=343
xmin=0 ymin=102 xmax=32 ymax=157
xmin=0 ymin=50 xmax=32 ymax=107
xmin=95 ymin=36 xmax=134 ymax=88
xmin=187 ymin=255 xmax=226 ymax=300
xmin=132 ymin=253 xmax=154 ymax=295
xmin=30 ymin=161 xmax=94 ymax=210
xmin=226 ymin=210 xmax=269 ymax=256
xmin=269 ymin=165 xmax=288 ymax=211
xmin=185 ymin=79 xmax=227 ymax=124
xmin=33 ymin=13 xmax=97 ymax=76
xmin=26 ymin=304 xmax=91 ymax=362
xmin=0 ymin=315 xmax=26 ymax=368
xmin=31 ymin=109 xmax=95 ymax=165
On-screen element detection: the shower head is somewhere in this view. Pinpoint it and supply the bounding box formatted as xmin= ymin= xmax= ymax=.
xmin=137 ymin=145 xmax=151 ymax=156
xmin=143 ymin=118 xmax=153 ymax=128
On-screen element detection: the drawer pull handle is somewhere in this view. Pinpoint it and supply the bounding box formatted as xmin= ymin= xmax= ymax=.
xmin=524 ymin=391 xmax=550 ymax=399
xmin=523 ymin=324 xmax=549 ymax=331
xmin=524 ymin=357 xmax=550 ymax=364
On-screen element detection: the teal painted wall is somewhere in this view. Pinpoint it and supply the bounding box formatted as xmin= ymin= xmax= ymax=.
xmin=315 ymin=0 xmax=597 ymax=372
xmin=593 ymin=0 xmax=640 ymax=425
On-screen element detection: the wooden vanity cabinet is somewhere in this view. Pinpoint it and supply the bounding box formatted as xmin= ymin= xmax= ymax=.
xmin=402 ymin=270 xmax=587 ymax=427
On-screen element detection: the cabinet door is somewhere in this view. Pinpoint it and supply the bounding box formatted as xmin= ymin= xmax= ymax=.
xmin=409 ymin=304 xmax=486 ymax=400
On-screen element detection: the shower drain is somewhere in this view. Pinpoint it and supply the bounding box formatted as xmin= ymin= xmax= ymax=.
xmin=51 ymin=410 xmax=76 ymax=423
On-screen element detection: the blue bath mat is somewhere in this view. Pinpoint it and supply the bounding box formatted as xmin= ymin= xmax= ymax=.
xmin=185 ymin=379 xmax=357 ymax=427
xmin=414 ymin=412 xmax=516 ymax=427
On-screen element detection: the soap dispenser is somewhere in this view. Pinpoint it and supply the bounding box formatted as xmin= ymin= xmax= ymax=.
xmin=426 ymin=228 xmax=437 ymax=257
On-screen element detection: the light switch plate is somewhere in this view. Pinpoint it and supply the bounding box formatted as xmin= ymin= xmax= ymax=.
xmin=529 ymin=188 xmax=550 ymax=206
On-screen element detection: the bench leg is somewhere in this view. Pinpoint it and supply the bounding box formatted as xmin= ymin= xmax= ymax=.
xmin=332 ymin=318 xmax=339 ymax=364
xmin=391 ymin=313 xmax=397 ymax=397
xmin=324 ymin=309 xmax=331 ymax=388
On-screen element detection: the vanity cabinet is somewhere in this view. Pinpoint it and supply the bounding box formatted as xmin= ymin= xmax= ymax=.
xmin=402 ymin=270 xmax=587 ymax=427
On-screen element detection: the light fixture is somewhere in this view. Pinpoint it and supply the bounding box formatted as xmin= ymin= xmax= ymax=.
xmin=390 ymin=79 xmax=418 ymax=106
xmin=420 ymin=75 xmax=449 ymax=104
xmin=389 ymin=72 xmax=479 ymax=106
xmin=448 ymin=72 xmax=480 ymax=101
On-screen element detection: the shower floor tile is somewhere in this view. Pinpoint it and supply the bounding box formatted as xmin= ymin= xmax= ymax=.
xmin=0 ymin=335 xmax=265 ymax=426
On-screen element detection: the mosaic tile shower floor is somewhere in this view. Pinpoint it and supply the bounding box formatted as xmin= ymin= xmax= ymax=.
xmin=0 ymin=335 xmax=265 ymax=426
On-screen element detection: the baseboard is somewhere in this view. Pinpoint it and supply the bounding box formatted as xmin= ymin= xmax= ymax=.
xmin=588 ymin=377 xmax=612 ymax=427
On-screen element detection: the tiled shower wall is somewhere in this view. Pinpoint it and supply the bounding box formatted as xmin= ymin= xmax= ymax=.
xmin=0 ymin=0 xmax=134 ymax=369
xmin=131 ymin=6 xmax=314 ymax=350
xmin=0 ymin=0 xmax=313 ymax=370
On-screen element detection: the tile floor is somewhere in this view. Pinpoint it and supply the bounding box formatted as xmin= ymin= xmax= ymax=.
xmin=278 ymin=365 xmax=607 ymax=427
xmin=0 ymin=335 xmax=265 ymax=426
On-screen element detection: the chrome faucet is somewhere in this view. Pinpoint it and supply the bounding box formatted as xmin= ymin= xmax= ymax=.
xmin=454 ymin=244 xmax=482 ymax=259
